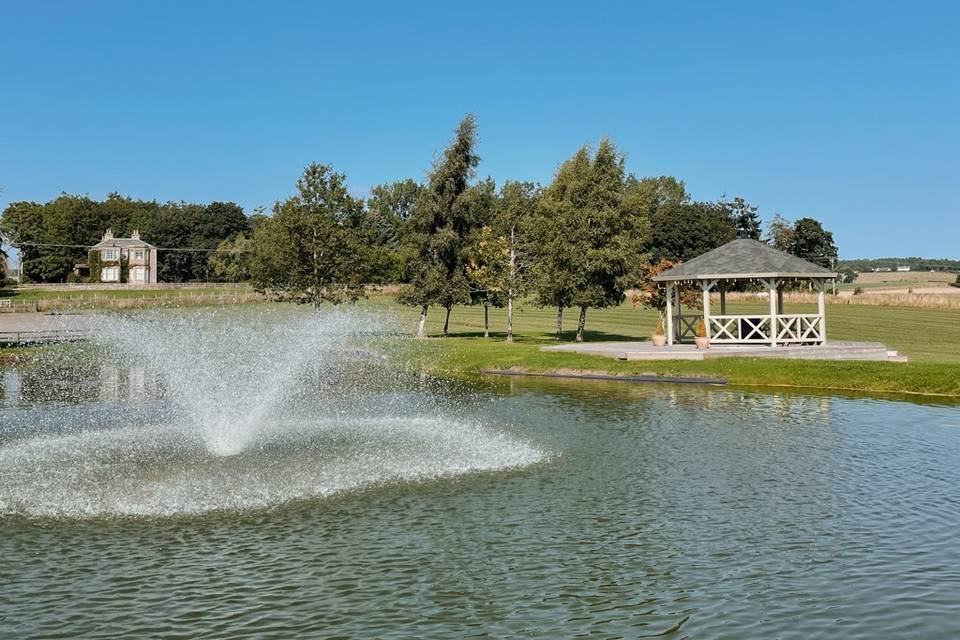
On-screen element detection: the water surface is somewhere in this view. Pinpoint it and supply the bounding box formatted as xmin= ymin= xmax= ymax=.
xmin=2 ymin=365 xmax=959 ymax=638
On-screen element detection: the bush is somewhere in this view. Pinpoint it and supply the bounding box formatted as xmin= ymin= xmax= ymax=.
xmin=853 ymin=287 xmax=864 ymax=295
xmin=87 ymin=251 xmax=102 ymax=283
xmin=695 ymin=318 xmax=707 ymax=338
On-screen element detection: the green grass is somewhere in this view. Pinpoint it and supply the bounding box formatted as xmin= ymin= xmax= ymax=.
xmin=365 ymin=296 xmax=960 ymax=398
xmin=3 ymin=292 xmax=957 ymax=398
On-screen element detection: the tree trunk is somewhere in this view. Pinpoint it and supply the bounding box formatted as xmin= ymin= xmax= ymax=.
xmin=506 ymin=227 xmax=516 ymax=343
xmin=443 ymin=305 xmax=452 ymax=337
xmin=416 ymin=305 xmax=428 ymax=338
xmin=555 ymin=306 xmax=563 ymax=340
xmin=576 ymin=306 xmax=587 ymax=342
xmin=483 ymin=305 xmax=489 ymax=338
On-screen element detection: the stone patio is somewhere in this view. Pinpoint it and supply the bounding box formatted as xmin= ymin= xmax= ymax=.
xmin=542 ymin=340 xmax=907 ymax=362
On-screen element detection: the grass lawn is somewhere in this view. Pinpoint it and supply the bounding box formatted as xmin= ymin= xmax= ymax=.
xmin=364 ymin=296 xmax=960 ymax=398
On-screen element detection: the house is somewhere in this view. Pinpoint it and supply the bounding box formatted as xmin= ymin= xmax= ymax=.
xmin=896 ymin=265 xmax=911 ymax=272
xmin=89 ymin=229 xmax=158 ymax=284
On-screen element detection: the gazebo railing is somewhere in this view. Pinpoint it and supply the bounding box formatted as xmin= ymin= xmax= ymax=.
xmin=688 ymin=313 xmax=825 ymax=344
xmin=775 ymin=313 xmax=824 ymax=343
xmin=706 ymin=315 xmax=772 ymax=343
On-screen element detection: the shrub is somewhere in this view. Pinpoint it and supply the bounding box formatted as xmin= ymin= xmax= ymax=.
xmin=853 ymin=286 xmax=864 ymax=295
xmin=695 ymin=318 xmax=707 ymax=338
xmin=87 ymin=251 xmax=103 ymax=283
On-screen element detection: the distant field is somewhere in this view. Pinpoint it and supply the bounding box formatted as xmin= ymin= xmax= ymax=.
xmin=854 ymin=271 xmax=956 ymax=285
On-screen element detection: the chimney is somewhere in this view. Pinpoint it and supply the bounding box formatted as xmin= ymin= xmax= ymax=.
xmin=103 ymin=228 xmax=113 ymax=240
xmin=131 ymin=229 xmax=140 ymax=240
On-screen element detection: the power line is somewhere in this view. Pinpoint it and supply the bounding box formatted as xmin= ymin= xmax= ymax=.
xmin=11 ymin=241 xmax=251 ymax=253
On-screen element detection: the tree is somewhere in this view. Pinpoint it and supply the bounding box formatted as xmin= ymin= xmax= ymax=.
xmin=402 ymin=115 xmax=481 ymax=337
xmin=530 ymin=140 xmax=641 ymax=342
xmin=788 ymin=217 xmax=838 ymax=268
xmin=765 ymin=213 xmax=794 ymax=251
xmin=368 ymin=178 xmax=422 ymax=246
xmin=727 ymin=196 xmax=761 ymax=240
xmin=495 ymin=181 xmax=539 ymax=342
xmin=465 ymin=224 xmax=507 ymax=338
xmin=630 ymin=258 xmax=701 ymax=320
xmin=250 ymin=163 xmax=370 ymax=306
xmin=367 ymin=179 xmax=423 ymax=284
xmin=461 ymin=178 xmax=500 ymax=336
xmin=209 ymin=234 xmax=253 ymax=282
xmin=648 ymin=200 xmax=736 ymax=263
xmin=624 ymin=175 xmax=689 ymax=215
xmin=528 ymin=148 xmax=589 ymax=339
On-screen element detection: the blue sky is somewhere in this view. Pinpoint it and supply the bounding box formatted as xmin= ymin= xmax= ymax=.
xmin=1 ymin=0 xmax=957 ymax=259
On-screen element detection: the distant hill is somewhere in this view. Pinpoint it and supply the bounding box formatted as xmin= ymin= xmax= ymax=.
xmin=838 ymin=257 xmax=960 ymax=272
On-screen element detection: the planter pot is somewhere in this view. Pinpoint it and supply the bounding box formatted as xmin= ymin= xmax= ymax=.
xmin=694 ymin=336 xmax=710 ymax=350
xmin=652 ymin=334 xmax=667 ymax=347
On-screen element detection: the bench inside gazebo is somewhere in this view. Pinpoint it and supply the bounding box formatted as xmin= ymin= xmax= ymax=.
xmin=652 ymin=239 xmax=835 ymax=347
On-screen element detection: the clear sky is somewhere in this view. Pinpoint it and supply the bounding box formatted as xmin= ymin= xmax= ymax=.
xmin=1 ymin=0 xmax=957 ymax=259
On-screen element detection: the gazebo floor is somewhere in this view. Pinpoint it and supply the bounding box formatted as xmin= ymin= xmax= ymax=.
xmin=542 ymin=340 xmax=907 ymax=362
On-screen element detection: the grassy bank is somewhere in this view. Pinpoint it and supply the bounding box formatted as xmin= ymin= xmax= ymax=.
xmin=366 ymin=296 xmax=960 ymax=398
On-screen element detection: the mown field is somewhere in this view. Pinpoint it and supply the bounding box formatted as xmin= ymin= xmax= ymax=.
xmin=1 ymin=291 xmax=957 ymax=397
xmin=362 ymin=296 xmax=960 ymax=398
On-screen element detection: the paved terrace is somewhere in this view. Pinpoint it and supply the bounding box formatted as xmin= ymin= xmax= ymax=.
xmin=0 ymin=313 xmax=92 ymax=345
xmin=543 ymin=341 xmax=907 ymax=362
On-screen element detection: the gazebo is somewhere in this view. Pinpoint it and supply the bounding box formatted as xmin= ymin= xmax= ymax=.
xmin=652 ymin=239 xmax=836 ymax=347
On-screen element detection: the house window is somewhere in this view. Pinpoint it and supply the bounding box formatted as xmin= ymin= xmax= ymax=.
xmin=102 ymin=248 xmax=119 ymax=261
xmin=100 ymin=266 xmax=120 ymax=282
xmin=134 ymin=249 xmax=144 ymax=260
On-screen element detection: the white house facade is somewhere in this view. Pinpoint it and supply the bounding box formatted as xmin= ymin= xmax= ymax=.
xmin=90 ymin=229 xmax=158 ymax=284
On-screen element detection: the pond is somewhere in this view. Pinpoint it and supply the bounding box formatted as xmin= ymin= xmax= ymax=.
xmin=1 ymin=311 xmax=959 ymax=638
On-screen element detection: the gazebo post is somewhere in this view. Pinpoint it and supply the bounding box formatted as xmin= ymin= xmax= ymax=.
xmin=767 ymin=278 xmax=779 ymax=347
xmin=700 ymin=280 xmax=716 ymax=339
xmin=817 ymin=280 xmax=827 ymax=344
xmin=674 ymin=284 xmax=682 ymax=341
xmin=719 ymin=283 xmax=727 ymax=315
xmin=665 ymin=282 xmax=674 ymax=346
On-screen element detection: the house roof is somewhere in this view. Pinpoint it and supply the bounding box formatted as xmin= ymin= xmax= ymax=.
xmin=652 ymin=239 xmax=836 ymax=282
xmin=91 ymin=238 xmax=155 ymax=249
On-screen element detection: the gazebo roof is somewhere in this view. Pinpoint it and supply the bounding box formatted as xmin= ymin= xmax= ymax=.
xmin=652 ymin=239 xmax=835 ymax=282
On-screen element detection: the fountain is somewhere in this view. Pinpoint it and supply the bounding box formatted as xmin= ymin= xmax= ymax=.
xmin=0 ymin=307 xmax=543 ymax=517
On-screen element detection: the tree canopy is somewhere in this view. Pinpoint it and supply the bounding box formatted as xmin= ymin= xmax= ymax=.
xmin=250 ymin=163 xmax=373 ymax=306
xmin=0 ymin=194 xmax=250 ymax=282
xmin=401 ymin=114 xmax=482 ymax=336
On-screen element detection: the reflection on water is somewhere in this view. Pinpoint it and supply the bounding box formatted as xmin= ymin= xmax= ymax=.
xmin=2 ymin=365 xmax=960 ymax=639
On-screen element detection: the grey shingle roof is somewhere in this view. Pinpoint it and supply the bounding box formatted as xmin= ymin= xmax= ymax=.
xmin=652 ymin=239 xmax=835 ymax=281
xmin=91 ymin=238 xmax=155 ymax=249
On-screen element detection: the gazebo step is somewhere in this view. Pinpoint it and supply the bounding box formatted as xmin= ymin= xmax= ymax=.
xmin=545 ymin=341 xmax=905 ymax=363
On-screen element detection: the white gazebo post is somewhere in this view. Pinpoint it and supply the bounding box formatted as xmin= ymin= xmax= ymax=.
xmin=766 ymin=278 xmax=779 ymax=347
xmin=665 ymin=282 xmax=674 ymax=346
xmin=701 ymin=280 xmax=716 ymax=339
xmin=817 ymin=280 xmax=827 ymax=344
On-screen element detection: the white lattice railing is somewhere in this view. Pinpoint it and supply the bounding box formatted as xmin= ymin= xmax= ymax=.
xmin=705 ymin=314 xmax=823 ymax=344
xmin=776 ymin=314 xmax=824 ymax=343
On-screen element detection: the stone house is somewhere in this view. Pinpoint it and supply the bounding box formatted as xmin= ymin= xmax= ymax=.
xmin=89 ymin=229 xmax=158 ymax=284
